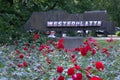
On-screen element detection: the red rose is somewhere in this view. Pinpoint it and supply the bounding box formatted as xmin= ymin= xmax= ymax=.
xmin=19 ymin=54 xmax=24 ymax=59
xmin=71 ymin=54 xmax=76 ymax=58
xmin=33 ymin=33 xmax=39 ymax=41
xmin=39 ymin=45 xmax=45 ymax=51
xmin=71 ymin=58 xmax=77 ymax=63
xmin=46 ymin=58 xmax=51 ymax=64
xmin=23 ymin=61 xmax=28 ymax=67
xmin=57 ymin=66 xmax=64 ymax=73
xmin=90 ymin=76 xmax=102 ymax=80
xmin=17 ymin=63 xmax=23 ymax=68
xmin=72 ymin=73 xmax=82 ymax=80
xmin=91 ymin=49 xmax=96 ymax=55
xmin=31 ymin=45 xmax=35 ymax=49
xmin=57 ymin=43 xmax=64 ymax=50
xmin=74 ymin=64 xmax=80 ymax=70
xmin=24 ymin=47 xmax=28 ymax=51
xmin=106 ymin=38 xmax=114 ymax=42
xmin=15 ymin=50 xmax=19 ymax=54
xmin=58 ymin=38 xmax=64 ymax=43
xmin=95 ymin=61 xmax=104 ymax=71
xmin=58 ymin=75 xmax=64 ymax=80
xmin=67 ymin=67 xmax=75 ymax=76
xmin=79 ymin=47 xmax=88 ymax=56
xmin=57 ymin=38 xmax=64 ymax=50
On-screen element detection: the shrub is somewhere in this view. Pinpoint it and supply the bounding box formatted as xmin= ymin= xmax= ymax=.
xmin=115 ymin=31 xmax=120 ymax=36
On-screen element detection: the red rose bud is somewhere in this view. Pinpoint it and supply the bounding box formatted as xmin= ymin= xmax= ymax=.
xmin=33 ymin=33 xmax=39 ymax=41
xmin=57 ymin=66 xmax=64 ymax=73
xmin=74 ymin=64 xmax=81 ymax=70
xmin=71 ymin=54 xmax=76 ymax=58
xmin=17 ymin=63 xmax=23 ymax=68
xmin=19 ymin=54 xmax=24 ymax=59
xmin=90 ymin=76 xmax=102 ymax=80
xmin=71 ymin=58 xmax=77 ymax=63
xmin=24 ymin=47 xmax=28 ymax=51
xmin=67 ymin=67 xmax=75 ymax=76
xmin=106 ymin=38 xmax=114 ymax=42
xmin=39 ymin=45 xmax=45 ymax=51
xmin=72 ymin=73 xmax=82 ymax=80
xmin=58 ymin=75 xmax=64 ymax=80
xmin=23 ymin=61 xmax=28 ymax=67
xmin=91 ymin=48 xmax=96 ymax=55
xmin=15 ymin=50 xmax=19 ymax=54
xmin=57 ymin=43 xmax=64 ymax=50
xmin=46 ymin=58 xmax=51 ymax=64
xmin=95 ymin=61 xmax=104 ymax=71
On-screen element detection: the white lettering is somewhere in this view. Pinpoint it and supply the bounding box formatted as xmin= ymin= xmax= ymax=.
xmin=47 ymin=21 xmax=53 ymax=26
xmin=58 ymin=21 xmax=62 ymax=26
xmin=47 ymin=21 xmax=102 ymax=27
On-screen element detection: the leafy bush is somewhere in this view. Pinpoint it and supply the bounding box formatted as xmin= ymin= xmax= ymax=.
xmin=115 ymin=31 xmax=120 ymax=36
xmin=89 ymin=31 xmax=97 ymax=37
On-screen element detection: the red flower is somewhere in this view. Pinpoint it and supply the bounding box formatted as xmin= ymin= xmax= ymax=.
xmin=57 ymin=43 xmax=64 ymax=50
xmin=101 ymin=48 xmax=108 ymax=53
xmin=71 ymin=58 xmax=77 ymax=63
xmin=71 ymin=54 xmax=76 ymax=58
xmin=58 ymin=75 xmax=65 ymax=80
xmin=79 ymin=47 xmax=88 ymax=56
xmin=72 ymin=73 xmax=82 ymax=80
xmin=47 ymin=40 xmax=53 ymax=44
xmin=85 ymin=43 xmax=91 ymax=51
xmin=88 ymin=38 xmax=98 ymax=45
xmin=23 ymin=61 xmax=28 ymax=67
xmin=46 ymin=58 xmax=51 ymax=64
xmin=39 ymin=45 xmax=45 ymax=51
xmin=109 ymin=45 xmax=113 ymax=48
xmin=57 ymin=38 xmax=64 ymax=50
xmin=17 ymin=63 xmax=23 ymax=68
xmin=19 ymin=54 xmax=24 ymax=59
xmin=67 ymin=67 xmax=75 ymax=76
xmin=15 ymin=50 xmax=19 ymax=54
xmin=101 ymin=48 xmax=110 ymax=57
xmin=24 ymin=47 xmax=28 ymax=51
xmin=24 ymin=43 xmax=30 ymax=46
xmin=74 ymin=64 xmax=80 ymax=70
xmin=91 ymin=48 xmax=96 ymax=55
xmin=95 ymin=61 xmax=104 ymax=71
xmin=58 ymin=38 xmax=64 ymax=43
xmin=57 ymin=66 xmax=64 ymax=73
xmin=106 ymin=38 xmax=114 ymax=42
xmin=31 ymin=45 xmax=35 ymax=49
xmin=75 ymin=48 xmax=80 ymax=51
xmin=33 ymin=33 xmax=39 ymax=41
xmin=85 ymin=66 xmax=92 ymax=71
xmin=90 ymin=76 xmax=102 ymax=80
xmin=79 ymin=42 xmax=92 ymax=56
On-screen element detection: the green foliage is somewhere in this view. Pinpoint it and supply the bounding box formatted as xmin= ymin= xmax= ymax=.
xmin=115 ymin=31 xmax=120 ymax=36
xmin=0 ymin=62 xmax=4 ymax=68
xmin=67 ymin=31 xmax=77 ymax=36
xmin=89 ymin=30 xmax=97 ymax=37
xmin=0 ymin=0 xmax=120 ymax=40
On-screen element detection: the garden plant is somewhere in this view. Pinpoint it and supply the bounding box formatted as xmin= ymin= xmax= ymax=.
xmin=0 ymin=32 xmax=120 ymax=80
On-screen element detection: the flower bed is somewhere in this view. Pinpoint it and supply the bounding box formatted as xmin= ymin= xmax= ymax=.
xmin=0 ymin=35 xmax=120 ymax=80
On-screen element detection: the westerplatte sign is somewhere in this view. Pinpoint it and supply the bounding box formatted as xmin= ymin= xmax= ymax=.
xmin=24 ymin=10 xmax=115 ymax=34
xmin=47 ymin=21 xmax=102 ymax=27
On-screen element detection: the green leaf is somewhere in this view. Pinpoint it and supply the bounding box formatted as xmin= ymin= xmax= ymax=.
xmin=0 ymin=61 xmax=4 ymax=68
